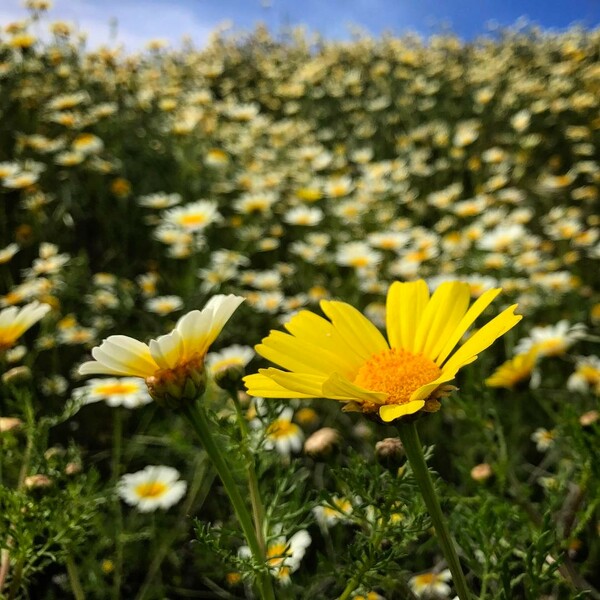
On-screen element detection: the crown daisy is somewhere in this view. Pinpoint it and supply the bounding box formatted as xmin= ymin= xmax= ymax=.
xmin=79 ymin=294 xmax=244 ymax=407
xmin=244 ymin=280 xmax=521 ymax=422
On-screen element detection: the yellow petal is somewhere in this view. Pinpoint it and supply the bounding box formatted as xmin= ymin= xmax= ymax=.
xmin=386 ymin=280 xmax=430 ymax=352
xmin=320 ymin=300 xmax=388 ymax=361
xmin=435 ymin=287 xmax=502 ymax=366
xmin=322 ymin=372 xmax=387 ymax=403
xmin=424 ymin=283 xmax=471 ymax=360
xmin=414 ymin=282 xmax=471 ymax=359
xmin=256 ymin=330 xmax=355 ymax=377
xmin=442 ymin=305 xmax=522 ymax=375
xmin=284 ymin=310 xmax=365 ymax=369
xmin=409 ymin=371 xmax=460 ymax=402
xmin=243 ymin=370 xmax=321 ymax=398
xmin=379 ymin=401 xmax=425 ymax=422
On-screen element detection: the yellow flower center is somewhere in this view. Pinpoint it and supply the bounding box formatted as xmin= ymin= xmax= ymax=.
xmin=179 ymin=213 xmax=207 ymax=227
xmin=579 ymin=365 xmax=600 ymax=384
xmin=353 ymin=348 xmax=441 ymax=406
xmin=266 ymin=419 xmax=299 ymax=440
xmin=95 ymin=382 xmax=140 ymax=396
xmin=134 ymin=481 xmax=168 ymax=498
xmin=415 ymin=572 xmax=436 ymax=585
xmin=534 ymin=338 xmax=566 ymax=355
xmin=349 ymin=256 xmax=370 ymax=267
xmin=266 ymin=542 xmax=289 ymax=567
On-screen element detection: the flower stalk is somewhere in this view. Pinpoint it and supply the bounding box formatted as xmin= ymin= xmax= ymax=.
xmin=229 ymin=391 xmax=268 ymax=556
xmin=182 ymin=402 xmax=275 ymax=600
xmin=397 ymin=420 xmax=471 ymax=600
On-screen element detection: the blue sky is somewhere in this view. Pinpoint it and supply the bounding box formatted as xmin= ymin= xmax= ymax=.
xmin=2 ymin=0 xmax=600 ymax=50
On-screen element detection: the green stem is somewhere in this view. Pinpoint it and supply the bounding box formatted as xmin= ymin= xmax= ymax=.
xmin=111 ymin=409 xmax=124 ymax=600
xmin=182 ymin=404 xmax=275 ymax=600
xmin=7 ymin=556 xmax=23 ymax=600
xmin=230 ymin=392 xmax=267 ymax=555
xmin=65 ymin=554 xmax=85 ymax=600
xmin=397 ymin=420 xmax=471 ymax=600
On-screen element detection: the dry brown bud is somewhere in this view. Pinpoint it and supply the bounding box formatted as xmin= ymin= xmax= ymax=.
xmin=0 ymin=417 xmax=23 ymax=433
xmin=24 ymin=474 xmax=52 ymax=489
xmin=375 ymin=437 xmax=404 ymax=464
xmin=2 ymin=366 xmax=32 ymax=385
xmin=304 ymin=427 xmax=340 ymax=458
xmin=580 ymin=410 xmax=599 ymax=427
xmin=470 ymin=463 xmax=493 ymax=482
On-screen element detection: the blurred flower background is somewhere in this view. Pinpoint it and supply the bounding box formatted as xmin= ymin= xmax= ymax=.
xmin=1 ymin=1 xmax=600 ymax=599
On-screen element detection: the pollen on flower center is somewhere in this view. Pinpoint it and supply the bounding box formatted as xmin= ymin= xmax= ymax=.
xmin=134 ymin=481 xmax=168 ymax=498
xmin=353 ymin=348 xmax=442 ymax=405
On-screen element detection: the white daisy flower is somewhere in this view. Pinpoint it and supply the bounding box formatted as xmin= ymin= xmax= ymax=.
xmin=118 ymin=465 xmax=187 ymax=512
xmin=145 ymin=295 xmax=184 ymax=316
xmin=206 ymin=345 xmax=254 ymax=378
xmin=163 ymin=200 xmax=222 ymax=232
xmin=409 ymin=569 xmax=452 ymax=598
xmin=264 ymin=407 xmax=304 ymax=457
xmin=515 ymin=320 xmax=586 ymax=357
xmin=73 ymin=377 xmax=152 ymax=408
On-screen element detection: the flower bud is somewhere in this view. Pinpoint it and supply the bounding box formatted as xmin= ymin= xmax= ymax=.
xmin=2 ymin=366 xmax=32 ymax=385
xmin=145 ymin=353 xmax=206 ymax=409
xmin=375 ymin=437 xmax=404 ymax=466
xmin=580 ymin=410 xmax=599 ymax=427
xmin=0 ymin=417 xmax=23 ymax=433
xmin=470 ymin=463 xmax=493 ymax=482
xmin=213 ymin=362 xmax=246 ymax=394
xmin=304 ymin=427 xmax=340 ymax=458
xmin=24 ymin=474 xmax=53 ymax=489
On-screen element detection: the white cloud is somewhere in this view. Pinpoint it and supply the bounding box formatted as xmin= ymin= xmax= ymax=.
xmin=1 ymin=0 xmax=217 ymax=50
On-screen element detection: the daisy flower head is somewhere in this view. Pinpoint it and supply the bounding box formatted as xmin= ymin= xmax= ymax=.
xmin=336 ymin=241 xmax=382 ymax=269
xmin=409 ymin=569 xmax=452 ymax=598
xmin=264 ymin=407 xmax=304 ymax=457
xmin=206 ymin=344 xmax=254 ymax=392
xmin=163 ymin=200 xmax=222 ymax=232
xmin=206 ymin=344 xmax=254 ymax=378
xmin=118 ymin=465 xmax=187 ymax=512
xmin=531 ymin=427 xmax=556 ymax=452
xmin=313 ymin=495 xmax=354 ymax=528
xmin=79 ymin=295 xmax=244 ymax=408
xmin=145 ymin=295 xmax=184 ymax=316
xmin=514 ymin=320 xmax=586 ymax=357
xmin=244 ymin=280 xmax=521 ymax=422
xmin=567 ymin=355 xmax=600 ymax=395
xmin=0 ymin=301 xmax=51 ymax=352
xmin=264 ymin=530 xmax=312 ymax=585
xmin=73 ymin=377 xmax=152 ymax=408
xmin=485 ymin=347 xmax=540 ymax=389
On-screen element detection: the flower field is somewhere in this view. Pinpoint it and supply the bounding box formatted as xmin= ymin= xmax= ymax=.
xmin=1 ymin=3 xmax=600 ymax=599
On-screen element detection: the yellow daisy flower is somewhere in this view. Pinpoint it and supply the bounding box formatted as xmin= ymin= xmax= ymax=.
xmin=79 ymin=295 xmax=244 ymax=405
xmin=485 ymin=348 xmax=539 ymax=389
xmin=244 ymin=280 xmax=521 ymax=422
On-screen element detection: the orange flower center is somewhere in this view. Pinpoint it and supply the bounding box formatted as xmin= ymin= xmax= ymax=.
xmin=134 ymin=481 xmax=168 ymax=498
xmin=353 ymin=348 xmax=441 ymax=406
